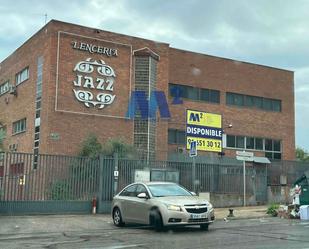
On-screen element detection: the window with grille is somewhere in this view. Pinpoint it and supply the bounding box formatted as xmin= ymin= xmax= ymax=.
xmin=0 ymin=81 xmax=9 ymax=95
xmin=12 ymin=118 xmax=26 ymax=135
xmin=16 ymin=67 xmax=29 ymax=85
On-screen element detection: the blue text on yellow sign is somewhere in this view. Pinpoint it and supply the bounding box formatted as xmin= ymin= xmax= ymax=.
xmin=186 ymin=110 xmax=221 ymax=128
xmin=186 ymin=110 xmax=222 ymax=152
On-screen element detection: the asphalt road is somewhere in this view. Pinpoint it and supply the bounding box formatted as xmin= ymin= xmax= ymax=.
xmin=0 ymin=217 xmax=309 ymax=249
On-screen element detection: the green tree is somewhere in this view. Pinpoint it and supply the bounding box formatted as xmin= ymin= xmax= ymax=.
xmin=79 ymin=133 xmax=102 ymax=158
xmin=102 ymin=137 xmax=136 ymax=158
xmin=296 ymin=147 xmax=309 ymax=161
xmin=79 ymin=133 xmax=136 ymax=158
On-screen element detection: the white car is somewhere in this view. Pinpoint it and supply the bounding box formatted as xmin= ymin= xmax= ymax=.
xmin=111 ymin=182 xmax=215 ymax=231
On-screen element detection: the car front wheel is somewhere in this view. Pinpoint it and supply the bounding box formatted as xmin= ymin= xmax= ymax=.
xmin=113 ymin=207 xmax=125 ymax=227
xmin=150 ymin=209 xmax=164 ymax=231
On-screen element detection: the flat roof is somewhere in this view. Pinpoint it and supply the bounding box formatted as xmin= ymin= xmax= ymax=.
xmin=170 ymin=47 xmax=293 ymax=73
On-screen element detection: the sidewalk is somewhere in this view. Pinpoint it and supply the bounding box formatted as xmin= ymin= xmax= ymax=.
xmin=214 ymin=205 xmax=268 ymax=220
xmin=0 ymin=205 xmax=269 ymax=235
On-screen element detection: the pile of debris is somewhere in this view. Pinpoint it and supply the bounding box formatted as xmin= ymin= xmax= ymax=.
xmin=277 ymin=204 xmax=300 ymax=219
xmin=276 ymin=184 xmax=308 ymax=220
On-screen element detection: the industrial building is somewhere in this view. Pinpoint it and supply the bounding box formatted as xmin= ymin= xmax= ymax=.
xmin=0 ymin=20 xmax=295 ymax=162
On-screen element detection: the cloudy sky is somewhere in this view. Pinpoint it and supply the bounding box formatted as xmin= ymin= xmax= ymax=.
xmin=1 ymin=0 xmax=308 ymax=151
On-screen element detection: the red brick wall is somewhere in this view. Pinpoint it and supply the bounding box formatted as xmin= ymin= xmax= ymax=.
xmin=168 ymin=48 xmax=295 ymax=160
xmin=41 ymin=20 xmax=170 ymax=156
xmin=0 ymin=25 xmax=50 ymax=153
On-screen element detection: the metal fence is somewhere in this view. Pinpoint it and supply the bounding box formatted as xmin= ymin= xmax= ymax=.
xmin=114 ymin=158 xmax=267 ymax=200
xmin=268 ymin=160 xmax=309 ymax=185
xmin=0 ymin=152 xmax=99 ymax=214
xmin=1 ymin=151 xmax=309 ymax=215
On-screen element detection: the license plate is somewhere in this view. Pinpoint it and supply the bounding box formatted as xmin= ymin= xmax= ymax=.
xmin=190 ymin=213 xmax=206 ymax=219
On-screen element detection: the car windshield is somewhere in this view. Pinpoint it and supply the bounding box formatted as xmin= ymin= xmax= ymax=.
xmin=148 ymin=184 xmax=192 ymax=197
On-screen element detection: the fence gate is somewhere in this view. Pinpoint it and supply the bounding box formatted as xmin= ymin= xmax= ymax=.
xmin=253 ymin=165 xmax=268 ymax=204
xmin=0 ymin=152 xmax=100 ymax=215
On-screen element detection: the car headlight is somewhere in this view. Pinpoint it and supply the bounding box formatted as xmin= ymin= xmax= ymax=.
xmin=166 ymin=204 xmax=182 ymax=212
xmin=208 ymin=203 xmax=213 ymax=210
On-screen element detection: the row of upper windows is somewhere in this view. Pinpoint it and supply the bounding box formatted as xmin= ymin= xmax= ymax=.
xmin=169 ymin=83 xmax=282 ymax=112
xmin=169 ymin=83 xmax=220 ymax=104
xmin=226 ymin=135 xmax=281 ymax=152
xmin=226 ymin=135 xmax=282 ymax=160
xmin=226 ymin=92 xmax=281 ymax=112
xmin=0 ymin=67 xmax=29 ymax=96
xmin=167 ymin=129 xmax=282 ymax=160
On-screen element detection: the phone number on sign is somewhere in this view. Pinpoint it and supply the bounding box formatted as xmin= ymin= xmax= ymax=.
xmin=187 ymin=137 xmax=222 ymax=152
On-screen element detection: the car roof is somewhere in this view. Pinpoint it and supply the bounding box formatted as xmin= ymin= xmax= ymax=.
xmin=136 ymin=181 xmax=178 ymax=186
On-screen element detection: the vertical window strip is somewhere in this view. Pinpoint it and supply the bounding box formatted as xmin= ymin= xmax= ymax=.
xmin=33 ymin=56 xmax=43 ymax=168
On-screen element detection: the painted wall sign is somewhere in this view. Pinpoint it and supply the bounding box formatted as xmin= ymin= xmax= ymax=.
xmin=186 ymin=109 xmax=222 ymax=152
xmin=73 ymin=58 xmax=116 ymax=109
xmin=72 ymin=41 xmax=118 ymax=57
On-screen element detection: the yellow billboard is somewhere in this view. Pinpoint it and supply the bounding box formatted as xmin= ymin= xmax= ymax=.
xmin=186 ymin=109 xmax=222 ymax=152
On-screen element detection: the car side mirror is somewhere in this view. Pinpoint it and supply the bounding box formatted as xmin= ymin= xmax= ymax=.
xmin=191 ymin=192 xmax=197 ymax=196
xmin=137 ymin=192 xmax=148 ymax=199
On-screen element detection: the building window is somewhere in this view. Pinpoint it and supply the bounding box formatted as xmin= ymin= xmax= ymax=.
xmin=226 ymin=134 xmax=282 ymax=160
xmin=12 ymin=118 xmax=26 ymax=135
xmin=246 ymin=137 xmax=255 ymax=149
xmin=226 ymin=135 xmax=236 ymax=147
xmin=254 ymin=96 xmax=263 ymax=109
xmin=265 ymin=139 xmax=273 ymax=151
xmin=273 ymin=140 xmax=281 ymax=152
xmin=0 ymin=125 xmax=6 ymax=139
xmin=245 ymin=95 xmax=254 ymax=107
xmin=187 ymin=86 xmax=199 ymax=100
xmin=168 ymin=129 xmax=186 ymax=144
xmin=210 ymin=90 xmax=220 ymax=103
xmin=169 ymin=83 xmax=220 ymax=104
xmin=226 ymin=92 xmax=281 ymax=112
xmin=0 ymin=81 xmax=10 ymax=95
xmin=236 ymin=136 xmax=245 ymax=148
xmin=16 ymin=67 xmax=29 ymax=85
xmin=272 ymin=100 xmax=281 ymax=112
xmin=226 ymin=93 xmax=244 ymax=106
xmin=255 ymin=138 xmax=263 ymax=150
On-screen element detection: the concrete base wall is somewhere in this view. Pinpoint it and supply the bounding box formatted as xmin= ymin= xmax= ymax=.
xmin=267 ymin=186 xmax=292 ymax=204
xmin=209 ymin=193 xmax=257 ymax=208
xmin=198 ymin=186 xmax=294 ymax=207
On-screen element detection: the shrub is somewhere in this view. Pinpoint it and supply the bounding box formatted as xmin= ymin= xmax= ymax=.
xmin=49 ymin=180 xmax=73 ymax=200
xmin=267 ymin=203 xmax=280 ymax=217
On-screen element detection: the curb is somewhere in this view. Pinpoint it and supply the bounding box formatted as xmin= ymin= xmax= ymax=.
xmin=216 ymin=214 xmax=270 ymax=221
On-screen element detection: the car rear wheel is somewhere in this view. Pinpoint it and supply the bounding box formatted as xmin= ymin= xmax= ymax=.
xmin=113 ymin=207 xmax=125 ymax=227
xmin=200 ymin=223 xmax=209 ymax=231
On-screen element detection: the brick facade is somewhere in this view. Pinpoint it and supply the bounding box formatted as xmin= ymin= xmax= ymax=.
xmin=0 ymin=20 xmax=295 ymax=160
